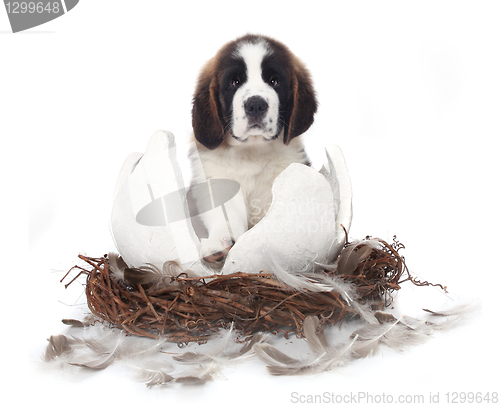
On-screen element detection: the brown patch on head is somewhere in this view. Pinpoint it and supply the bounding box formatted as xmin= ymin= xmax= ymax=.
xmin=283 ymin=53 xmax=317 ymax=144
xmin=191 ymin=57 xmax=225 ymax=150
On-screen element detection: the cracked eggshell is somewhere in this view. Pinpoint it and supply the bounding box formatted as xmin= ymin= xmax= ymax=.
xmin=109 ymin=130 xmax=203 ymax=272
xmin=222 ymin=145 xmax=352 ymax=275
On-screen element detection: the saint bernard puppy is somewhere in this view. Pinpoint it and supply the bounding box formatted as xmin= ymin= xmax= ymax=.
xmin=190 ymin=34 xmax=317 ymax=264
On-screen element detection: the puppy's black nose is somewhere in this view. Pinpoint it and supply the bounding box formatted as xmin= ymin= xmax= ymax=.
xmin=244 ymin=96 xmax=269 ymax=117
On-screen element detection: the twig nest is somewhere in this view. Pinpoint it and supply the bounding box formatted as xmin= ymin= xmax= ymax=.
xmin=67 ymin=236 xmax=422 ymax=342
xmin=109 ymin=130 xmax=352 ymax=277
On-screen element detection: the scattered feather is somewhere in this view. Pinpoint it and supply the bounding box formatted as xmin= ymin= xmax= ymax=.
xmin=302 ymin=316 xmax=327 ymax=354
xmin=43 ymin=335 xmax=83 ymax=362
xmin=170 ymin=324 xmax=268 ymax=383
xmin=124 ymin=264 xmax=166 ymax=286
xmin=336 ymin=239 xmax=381 ymax=274
xmin=350 ymin=302 xmax=478 ymax=358
xmin=267 ymin=257 xmax=332 ymax=292
xmin=253 ymin=343 xmax=302 ymax=368
xmin=61 ymin=319 xmax=86 ymax=328
xmin=42 ymin=326 xmax=170 ymax=372
xmin=173 ymin=357 xmax=223 ymax=384
xmin=258 ymin=335 xmax=358 ymax=376
xmin=131 ymin=361 xmax=174 ymax=387
xmin=337 ymin=246 xmax=360 ymax=275
xmin=252 ymin=301 xmax=477 ymax=375
xmin=172 ymin=323 xmax=266 ymax=365
xmin=139 ymin=370 xmax=175 ymax=387
xmin=69 ymin=353 xmax=116 ymax=370
xmin=175 ymin=375 xmax=212 ymax=385
xmin=236 ymin=333 xmax=268 ymax=357
xmin=374 ymin=311 xmax=398 ymax=324
xmin=300 ymin=273 xmax=378 ymax=323
xmin=123 ymin=261 xmax=185 ymax=287
xmin=68 ymin=331 xmax=124 ymax=370
xmin=423 ymin=301 xmax=480 ymax=318
xmin=302 ymin=273 xmax=358 ymax=302
xmin=351 ymin=319 xmax=401 ymax=358
xmin=172 ymin=351 xmax=211 ymax=364
xmin=108 ymin=252 xmax=127 ymax=281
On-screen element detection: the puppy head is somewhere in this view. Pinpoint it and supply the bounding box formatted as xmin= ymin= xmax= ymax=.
xmin=192 ymin=34 xmax=317 ymax=149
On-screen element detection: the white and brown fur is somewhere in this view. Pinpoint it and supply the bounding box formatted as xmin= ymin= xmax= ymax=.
xmin=190 ymin=34 xmax=317 ymax=264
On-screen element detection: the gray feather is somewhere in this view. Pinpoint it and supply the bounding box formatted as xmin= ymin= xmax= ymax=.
xmin=265 ymin=336 xmax=358 ymax=376
xmin=302 ymin=316 xmax=327 ymax=354
xmin=175 ymin=375 xmax=212 ymax=384
xmin=140 ymin=370 xmax=174 ymax=387
xmin=124 ymin=261 xmax=185 ymax=287
xmin=69 ymin=353 xmax=116 ymax=370
xmin=108 ymin=252 xmax=127 ymax=281
xmin=253 ymin=343 xmax=302 ymax=367
xmin=132 ymin=362 xmax=174 ymax=387
xmin=237 ymin=333 xmax=268 ymax=357
xmin=61 ymin=319 xmax=86 ymax=328
xmin=338 ymin=241 xmax=376 ymax=275
xmin=374 ymin=311 xmax=398 ymax=324
xmin=43 ymin=335 xmax=83 ymax=362
xmin=172 ymin=352 xmax=211 ymax=364
xmin=69 ymin=332 xmax=123 ymax=370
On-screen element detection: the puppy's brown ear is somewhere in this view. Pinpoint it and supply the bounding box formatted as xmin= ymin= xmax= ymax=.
xmin=192 ymin=60 xmax=225 ymax=150
xmin=283 ymin=58 xmax=318 ymax=145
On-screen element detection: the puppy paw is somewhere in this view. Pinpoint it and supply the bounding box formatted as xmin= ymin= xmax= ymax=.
xmin=200 ymin=236 xmax=236 ymax=264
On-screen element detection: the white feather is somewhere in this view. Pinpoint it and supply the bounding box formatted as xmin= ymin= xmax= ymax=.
xmin=268 ymin=258 xmax=333 ymax=292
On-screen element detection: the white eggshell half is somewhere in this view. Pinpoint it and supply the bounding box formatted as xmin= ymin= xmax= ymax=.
xmin=109 ymin=130 xmax=202 ymax=271
xmin=222 ymin=144 xmax=352 ymax=275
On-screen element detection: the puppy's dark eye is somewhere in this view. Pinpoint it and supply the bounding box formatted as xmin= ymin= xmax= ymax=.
xmin=269 ymin=76 xmax=279 ymax=87
xmin=230 ymin=77 xmax=241 ymax=88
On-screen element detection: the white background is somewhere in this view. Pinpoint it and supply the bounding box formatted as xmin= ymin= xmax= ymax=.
xmin=3 ymin=0 xmax=499 ymax=405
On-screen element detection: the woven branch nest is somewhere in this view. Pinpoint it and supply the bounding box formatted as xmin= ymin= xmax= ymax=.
xmin=63 ymin=237 xmax=444 ymax=344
